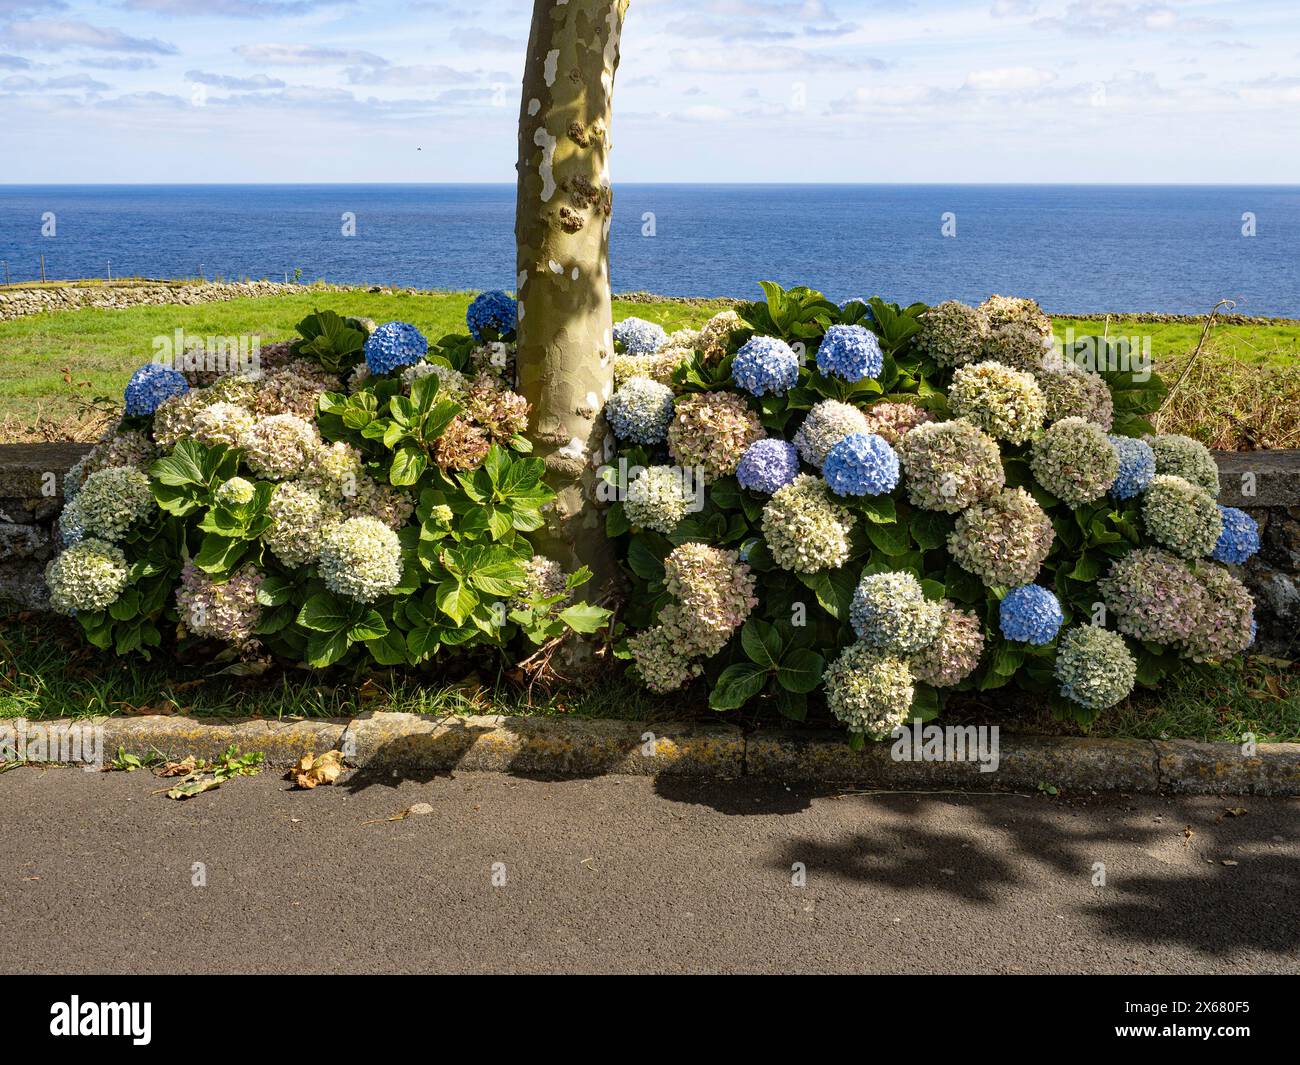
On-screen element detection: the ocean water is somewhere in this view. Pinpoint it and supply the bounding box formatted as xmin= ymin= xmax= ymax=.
xmin=1 ymin=184 xmax=1297 ymax=315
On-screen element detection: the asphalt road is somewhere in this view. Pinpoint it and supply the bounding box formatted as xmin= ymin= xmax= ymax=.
xmin=3 ymin=765 xmax=1297 ymax=974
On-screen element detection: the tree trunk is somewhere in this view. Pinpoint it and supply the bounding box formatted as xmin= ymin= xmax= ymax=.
xmin=515 ymin=0 xmax=628 ymax=599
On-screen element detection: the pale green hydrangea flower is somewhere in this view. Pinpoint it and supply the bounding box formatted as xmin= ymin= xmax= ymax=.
xmin=761 ymin=473 xmax=856 ymax=573
xmin=61 ymin=466 xmax=154 ymax=544
xmin=45 ymin=538 xmax=129 ymax=614
xmin=1055 ymin=625 xmax=1136 ymax=711
xmin=1141 ymin=474 xmax=1222 ymax=559
xmin=624 ymin=465 xmax=695 ymax=535
xmin=318 ymin=516 xmax=403 ymax=602
xmin=824 ymin=643 xmax=915 ymax=738
xmin=948 ymin=360 xmax=1046 ymax=445
xmin=1030 ymin=416 xmax=1119 ymax=506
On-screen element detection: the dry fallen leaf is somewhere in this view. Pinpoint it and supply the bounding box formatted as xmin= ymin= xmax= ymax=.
xmin=157 ymin=756 xmax=197 ymax=778
xmin=287 ymin=750 xmax=345 ymax=789
xmin=1221 ymin=859 xmax=1239 ymax=867
xmin=1223 ymin=807 xmax=1248 ymax=817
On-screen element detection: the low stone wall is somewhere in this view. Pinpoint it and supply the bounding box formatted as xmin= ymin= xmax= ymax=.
xmin=0 ymin=280 xmax=323 ymax=322
xmin=1 ymin=443 xmax=1298 ymax=655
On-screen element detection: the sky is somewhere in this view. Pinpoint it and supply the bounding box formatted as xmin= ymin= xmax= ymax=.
xmin=1 ymin=0 xmax=1298 ymax=183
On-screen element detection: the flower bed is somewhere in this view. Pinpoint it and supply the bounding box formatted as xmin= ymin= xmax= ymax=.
xmin=605 ymin=286 xmax=1260 ymax=742
xmin=45 ymin=297 xmax=608 ymax=671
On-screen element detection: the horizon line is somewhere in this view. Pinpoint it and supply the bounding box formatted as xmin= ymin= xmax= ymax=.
xmin=3 ymin=181 xmax=1300 ymax=189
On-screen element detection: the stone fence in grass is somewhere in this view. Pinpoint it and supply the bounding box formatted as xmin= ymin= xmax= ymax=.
xmin=2 ymin=443 xmax=1298 ymax=656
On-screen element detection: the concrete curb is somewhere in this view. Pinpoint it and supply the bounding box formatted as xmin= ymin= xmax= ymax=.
xmin=4 ymin=712 xmax=1300 ymax=795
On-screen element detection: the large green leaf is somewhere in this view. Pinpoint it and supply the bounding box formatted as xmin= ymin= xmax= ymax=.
xmin=709 ymin=662 xmax=769 ymax=711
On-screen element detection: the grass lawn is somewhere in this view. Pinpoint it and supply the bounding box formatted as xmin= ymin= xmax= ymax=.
xmin=1 ymin=287 xmax=1297 ymax=440
xmin=2 ymin=615 xmax=1296 ymax=743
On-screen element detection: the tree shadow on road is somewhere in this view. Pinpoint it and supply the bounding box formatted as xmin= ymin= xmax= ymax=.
xmin=765 ymin=792 xmax=1300 ymax=957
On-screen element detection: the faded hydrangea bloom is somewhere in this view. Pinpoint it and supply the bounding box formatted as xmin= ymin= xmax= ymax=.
xmin=860 ymin=400 xmax=934 ymax=445
xmin=667 ymin=391 xmax=764 ymax=479
xmin=1037 ymin=368 xmax=1114 ymax=429
xmin=1149 ymin=433 xmax=1220 ymax=495
xmin=318 ymin=516 xmax=403 ymax=603
xmin=239 ymin=414 xmax=321 ymax=481
xmin=264 ymin=481 xmax=334 ymax=566
xmin=629 ymin=543 xmax=757 ymax=691
xmin=983 ymin=321 xmax=1062 ymax=374
xmin=849 ymin=571 xmax=944 ymax=653
xmin=948 ymin=487 xmax=1054 ymax=587
xmin=1098 ymin=547 xmax=1204 ymax=647
xmin=45 ymin=538 xmax=129 ymax=614
xmin=914 ymin=300 xmax=991 ymax=368
xmin=60 ymin=466 xmax=153 ymax=544
xmin=696 ymin=310 xmax=746 ymax=364
xmin=910 ymin=602 xmax=984 ymax=687
xmin=176 ymin=561 xmax=264 ymax=642
xmin=624 ymin=465 xmax=695 ymax=535
xmin=979 ymin=294 xmax=1053 ymax=338
xmin=896 ymin=418 xmax=1004 ymax=513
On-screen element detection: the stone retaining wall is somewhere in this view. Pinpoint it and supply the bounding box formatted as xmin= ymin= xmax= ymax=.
xmin=1 ymin=443 xmax=1298 ymax=655
xmin=0 ymin=280 xmax=326 ymax=321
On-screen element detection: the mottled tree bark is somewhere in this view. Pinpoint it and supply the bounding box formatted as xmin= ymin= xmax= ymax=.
xmin=515 ymin=0 xmax=628 ymax=599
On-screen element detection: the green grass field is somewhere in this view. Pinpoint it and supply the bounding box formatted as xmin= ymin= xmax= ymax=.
xmin=2 ymin=287 xmax=1297 ymax=441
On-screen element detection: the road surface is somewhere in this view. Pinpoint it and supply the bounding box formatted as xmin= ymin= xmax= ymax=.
xmin=2 ymin=765 xmax=1297 ymax=974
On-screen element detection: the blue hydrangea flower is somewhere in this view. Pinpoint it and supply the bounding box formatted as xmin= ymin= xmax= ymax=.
xmin=736 ymin=438 xmax=800 ymax=494
xmin=466 ymin=290 xmax=518 ymax=341
xmin=732 ymin=335 xmax=799 ymax=396
xmin=1211 ymin=505 xmax=1260 ymax=564
xmin=605 ymin=377 xmax=675 ymax=444
xmin=365 ymin=321 xmax=429 ymax=375
xmin=999 ymin=584 xmax=1064 ymax=645
xmin=613 ymin=316 xmax=668 ymax=355
xmin=822 ymin=432 xmax=899 ymax=497
xmin=1108 ymin=435 xmax=1156 ymax=500
xmin=124 ymin=363 xmax=189 ymax=416
xmin=815 ymin=324 xmax=883 ymax=381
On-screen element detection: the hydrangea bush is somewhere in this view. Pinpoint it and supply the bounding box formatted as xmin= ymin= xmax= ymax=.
xmin=46 ymin=302 xmax=609 ymax=668
xmin=608 ymin=283 xmax=1256 ymax=739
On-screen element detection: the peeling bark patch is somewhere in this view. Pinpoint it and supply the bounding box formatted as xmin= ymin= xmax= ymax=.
xmin=558 ymin=437 xmax=587 ymax=461
xmin=548 ymin=259 xmax=563 ymax=274
xmin=528 ymin=97 xmax=541 ymax=116
xmin=533 ymin=126 xmax=558 ymax=201
xmin=543 ymin=49 xmax=559 ymax=86
xmin=517 ymin=269 xmax=528 ymax=290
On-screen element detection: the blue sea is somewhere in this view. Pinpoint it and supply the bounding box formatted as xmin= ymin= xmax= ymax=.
xmin=1 ymin=184 xmax=1298 ymax=315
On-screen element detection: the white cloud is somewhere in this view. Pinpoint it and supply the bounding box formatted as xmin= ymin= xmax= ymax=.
xmin=670 ymin=44 xmax=885 ymax=73
xmin=2 ymin=19 xmax=177 ymax=54
xmin=186 ymin=69 xmax=286 ymax=90
xmin=964 ymin=66 xmax=1057 ymax=91
xmin=235 ymin=43 xmax=387 ymax=66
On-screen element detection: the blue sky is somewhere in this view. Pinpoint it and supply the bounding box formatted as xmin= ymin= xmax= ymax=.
xmin=1 ymin=0 xmax=1297 ymax=183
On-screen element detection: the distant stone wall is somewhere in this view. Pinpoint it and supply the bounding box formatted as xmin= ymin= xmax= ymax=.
xmin=1 ymin=443 xmax=1297 ymax=655
xmin=0 ymin=280 xmax=327 ymax=322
